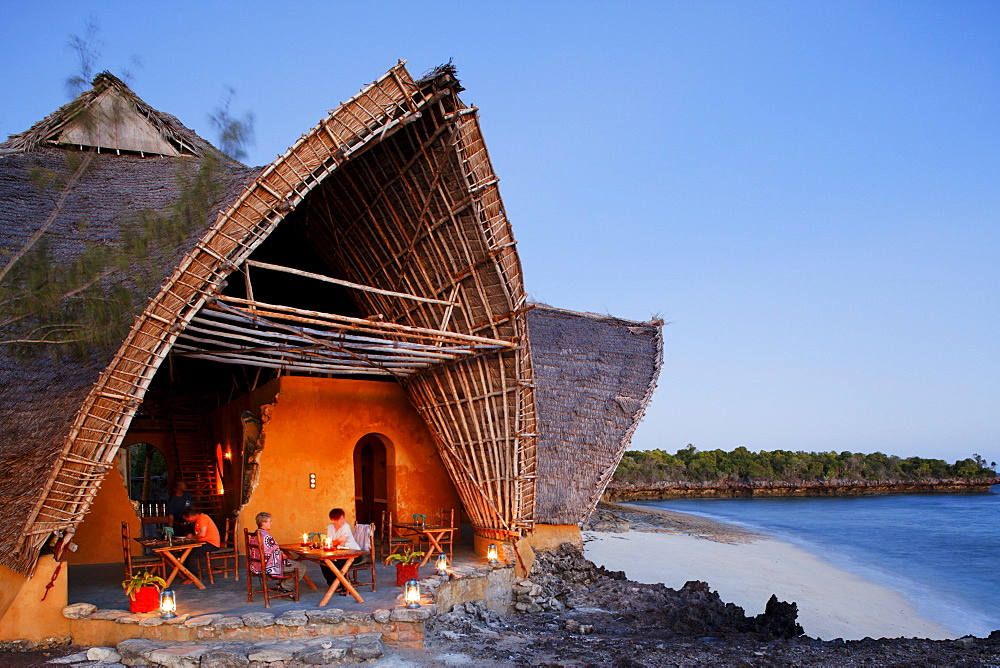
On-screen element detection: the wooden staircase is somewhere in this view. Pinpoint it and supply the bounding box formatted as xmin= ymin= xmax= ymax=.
xmin=178 ymin=454 xmax=225 ymax=519
xmin=134 ymin=388 xmax=230 ymax=524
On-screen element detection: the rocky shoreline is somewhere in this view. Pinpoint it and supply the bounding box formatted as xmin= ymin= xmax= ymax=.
xmin=425 ymin=538 xmax=1000 ymax=665
xmin=604 ymin=478 xmax=997 ymax=501
xmin=421 ymin=504 xmax=1000 ymax=665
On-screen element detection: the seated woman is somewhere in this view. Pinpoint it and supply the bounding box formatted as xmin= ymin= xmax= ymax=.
xmin=250 ymin=512 xmax=294 ymax=590
xmin=253 ymin=512 xmax=290 ymax=576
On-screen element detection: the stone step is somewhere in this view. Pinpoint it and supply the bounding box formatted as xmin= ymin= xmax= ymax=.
xmin=71 ymin=633 xmax=386 ymax=666
xmin=132 ymin=634 xmax=383 ymax=665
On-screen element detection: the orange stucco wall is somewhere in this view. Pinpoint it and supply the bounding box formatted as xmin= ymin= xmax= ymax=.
xmin=229 ymin=376 xmax=460 ymax=544
xmin=0 ymin=556 xmax=69 ymax=641
xmin=72 ymin=466 xmax=141 ymax=566
xmin=0 ymin=562 xmax=27 ymax=624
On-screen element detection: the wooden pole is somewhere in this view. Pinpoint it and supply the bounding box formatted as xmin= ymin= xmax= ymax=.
xmin=243 ymin=260 xmax=457 ymax=307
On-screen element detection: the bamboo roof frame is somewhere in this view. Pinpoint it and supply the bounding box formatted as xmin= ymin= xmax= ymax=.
xmin=172 ymin=295 xmax=514 ymax=378
xmin=7 ymin=62 xmax=539 ymax=574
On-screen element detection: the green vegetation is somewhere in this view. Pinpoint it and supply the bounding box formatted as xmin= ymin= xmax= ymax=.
xmin=1 ymin=23 xmax=252 ymax=359
xmin=615 ymin=445 xmax=998 ymax=485
xmin=384 ymin=546 xmax=426 ymax=566
xmin=126 ymin=443 xmax=168 ymax=502
xmin=0 ymin=153 xmax=227 ymax=358
xmin=122 ymin=569 xmax=166 ymax=599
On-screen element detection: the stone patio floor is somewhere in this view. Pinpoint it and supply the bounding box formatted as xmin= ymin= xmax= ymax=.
xmin=70 ymin=534 xmax=481 ymax=617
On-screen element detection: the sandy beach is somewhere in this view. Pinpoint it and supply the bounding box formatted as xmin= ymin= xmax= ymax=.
xmin=584 ymin=503 xmax=955 ymax=641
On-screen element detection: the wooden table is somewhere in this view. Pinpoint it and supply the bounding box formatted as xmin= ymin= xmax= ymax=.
xmin=280 ymin=544 xmax=367 ymax=605
xmin=394 ymin=523 xmax=457 ymax=566
xmin=134 ymin=537 xmax=206 ymax=589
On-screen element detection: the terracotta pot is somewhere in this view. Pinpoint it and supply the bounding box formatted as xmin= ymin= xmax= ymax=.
xmin=395 ymin=562 xmax=419 ymax=586
xmin=129 ymin=586 xmax=161 ymax=613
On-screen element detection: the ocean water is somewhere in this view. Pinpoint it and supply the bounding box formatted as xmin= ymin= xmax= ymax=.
xmin=633 ymin=489 xmax=1000 ymax=637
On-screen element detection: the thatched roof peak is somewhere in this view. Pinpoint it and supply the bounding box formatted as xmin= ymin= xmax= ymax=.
xmin=1 ymin=71 xmax=226 ymax=160
xmin=529 ymin=301 xmax=665 ymax=329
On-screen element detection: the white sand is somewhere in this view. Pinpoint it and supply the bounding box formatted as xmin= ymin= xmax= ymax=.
xmin=584 ymin=531 xmax=954 ymax=641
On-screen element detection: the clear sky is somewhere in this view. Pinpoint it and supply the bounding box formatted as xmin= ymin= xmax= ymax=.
xmin=3 ymin=1 xmax=997 ymax=465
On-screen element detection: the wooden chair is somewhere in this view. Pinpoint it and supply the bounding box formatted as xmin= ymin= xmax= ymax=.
xmin=121 ymin=521 xmax=164 ymax=579
xmin=437 ymin=508 xmax=456 ymax=559
xmin=379 ymin=510 xmax=412 ymax=562
xmin=244 ymin=528 xmax=299 ymax=607
xmin=206 ymin=517 xmax=239 ymax=584
xmin=348 ymin=523 xmax=376 ymax=592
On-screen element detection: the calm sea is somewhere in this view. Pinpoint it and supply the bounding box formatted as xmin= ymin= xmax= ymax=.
xmin=633 ymin=489 xmax=1000 ymax=637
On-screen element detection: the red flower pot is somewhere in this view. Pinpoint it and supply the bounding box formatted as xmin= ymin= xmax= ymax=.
xmin=129 ymin=586 xmax=161 ymax=613
xmin=395 ymin=563 xmax=419 ymax=586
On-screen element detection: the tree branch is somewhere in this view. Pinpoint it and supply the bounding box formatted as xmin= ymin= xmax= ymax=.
xmin=0 ymin=153 xmax=94 ymax=283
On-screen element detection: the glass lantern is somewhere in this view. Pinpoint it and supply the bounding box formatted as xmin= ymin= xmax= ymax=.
xmin=487 ymin=543 xmax=499 ymax=565
xmin=435 ymin=553 xmax=449 ymax=576
xmin=404 ymin=579 xmax=421 ymax=608
xmin=159 ymin=588 xmax=177 ymax=619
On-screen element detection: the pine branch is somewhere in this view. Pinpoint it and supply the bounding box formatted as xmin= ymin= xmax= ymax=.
xmin=0 ymin=266 xmax=115 ymax=328
xmin=0 ymin=153 xmax=94 ymax=283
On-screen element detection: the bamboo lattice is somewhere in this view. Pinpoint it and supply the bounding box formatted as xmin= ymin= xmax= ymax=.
xmin=11 ymin=62 xmax=538 ymax=573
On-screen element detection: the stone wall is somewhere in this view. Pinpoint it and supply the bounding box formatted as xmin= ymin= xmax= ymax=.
xmin=64 ymin=603 xmax=430 ymax=650
xmin=431 ymin=562 xmax=515 ymax=614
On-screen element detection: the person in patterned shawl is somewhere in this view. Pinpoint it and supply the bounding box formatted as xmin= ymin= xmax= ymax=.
xmin=251 ymin=512 xmax=290 ymax=577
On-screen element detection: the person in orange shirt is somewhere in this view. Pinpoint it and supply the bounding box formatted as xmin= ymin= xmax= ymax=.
xmin=181 ymin=507 xmax=220 ymax=575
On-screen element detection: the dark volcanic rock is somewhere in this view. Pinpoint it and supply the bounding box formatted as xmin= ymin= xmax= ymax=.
xmin=524 ymin=543 xmax=801 ymax=640
xmin=753 ymin=594 xmax=805 ymax=638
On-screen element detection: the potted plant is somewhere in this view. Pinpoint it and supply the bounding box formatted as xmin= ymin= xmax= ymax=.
xmin=385 ymin=547 xmax=425 ymax=586
xmin=122 ymin=569 xmax=167 ymax=613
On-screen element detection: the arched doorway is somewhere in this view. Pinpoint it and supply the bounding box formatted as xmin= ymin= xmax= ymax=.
xmin=353 ymin=434 xmax=387 ymax=524
xmin=121 ymin=442 xmax=169 ymax=505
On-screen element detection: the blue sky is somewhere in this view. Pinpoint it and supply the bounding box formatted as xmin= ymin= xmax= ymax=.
xmin=3 ymin=1 xmax=997 ymax=465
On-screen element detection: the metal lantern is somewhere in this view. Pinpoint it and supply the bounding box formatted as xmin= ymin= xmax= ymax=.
xmin=435 ymin=553 xmax=449 ymax=575
xmin=404 ymin=579 xmax=421 ymax=608
xmin=487 ymin=543 xmax=499 ymax=565
xmin=159 ymin=588 xmax=177 ymax=619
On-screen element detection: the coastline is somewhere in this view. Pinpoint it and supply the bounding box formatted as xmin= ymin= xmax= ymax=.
xmin=584 ymin=502 xmax=955 ymax=641
xmin=603 ymin=478 xmax=997 ymax=501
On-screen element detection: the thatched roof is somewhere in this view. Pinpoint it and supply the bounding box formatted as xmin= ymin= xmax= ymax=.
xmin=0 ymin=63 xmax=661 ymax=575
xmin=1 ymin=72 xmax=213 ymax=158
xmin=528 ymin=305 xmax=663 ymax=525
xmin=0 ymin=79 xmax=256 ymax=573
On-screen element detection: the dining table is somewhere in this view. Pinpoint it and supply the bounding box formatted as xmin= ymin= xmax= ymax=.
xmin=134 ymin=537 xmax=206 ymax=589
xmin=279 ymin=544 xmax=367 ymax=605
xmin=393 ymin=523 xmax=457 ymax=566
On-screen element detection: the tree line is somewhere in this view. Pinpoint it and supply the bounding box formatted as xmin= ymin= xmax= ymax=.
xmin=614 ymin=445 xmax=999 ymax=485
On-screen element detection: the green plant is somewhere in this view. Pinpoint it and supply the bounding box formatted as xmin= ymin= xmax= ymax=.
xmin=122 ymin=569 xmax=166 ymax=600
xmin=384 ymin=546 xmax=425 ymax=566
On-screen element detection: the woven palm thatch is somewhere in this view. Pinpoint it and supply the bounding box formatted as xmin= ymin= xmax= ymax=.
xmin=0 ymin=85 xmax=255 ymax=574
xmin=0 ymin=62 xmax=540 ymax=575
xmin=2 ymin=72 xmax=205 ymax=157
xmin=528 ymin=305 xmax=663 ymax=525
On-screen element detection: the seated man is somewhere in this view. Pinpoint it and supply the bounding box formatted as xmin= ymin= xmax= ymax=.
xmin=182 ymin=507 xmax=220 ymax=576
xmin=166 ymin=480 xmax=194 ymax=536
xmin=320 ymin=507 xmax=360 ymax=591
